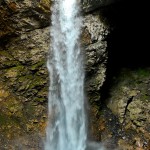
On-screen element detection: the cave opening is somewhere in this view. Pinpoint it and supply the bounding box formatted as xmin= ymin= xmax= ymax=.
xmin=100 ymin=0 xmax=150 ymax=104
xmin=96 ymin=1 xmax=150 ymax=146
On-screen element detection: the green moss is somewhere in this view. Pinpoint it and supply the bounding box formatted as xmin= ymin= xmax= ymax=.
xmin=0 ymin=51 xmax=20 ymax=68
xmin=140 ymin=94 xmax=149 ymax=102
xmin=5 ymin=65 xmax=26 ymax=78
xmin=29 ymin=76 xmax=46 ymax=89
xmin=0 ymin=113 xmax=21 ymax=126
xmin=0 ymin=51 xmax=12 ymax=58
xmin=31 ymin=60 xmax=45 ymax=71
xmin=0 ymin=114 xmax=6 ymax=125
xmin=2 ymin=60 xmax=20 ymax=67
xmin=34 ymin=97 xmax=46 ymax=103
xmin=0 ymin=113 xmax=25 ymax=139
xmin=37 ymin=87 xmax=48 ymax=97
xmin=136 ymin=68 xmax=150 ymax=77
xmin=18 ymin=75 xmax=33 ymax=83
xmin=89 ymin=95 xmax=100 ymax=103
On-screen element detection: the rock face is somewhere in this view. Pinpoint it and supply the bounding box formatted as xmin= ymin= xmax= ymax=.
xmin=1 ymin=0 xmax=149 ymax=150
xmin=83 ymin=14 xmax=108 ymax=103
xmin=0 ymin=27 xmax=49 ymax=102
xmin=0 ymin=0 xmax=109 ymax=148
xmin=106 ymin=68 xmax=150 ymax=149
xmin=0 ymin=0 xmax=52 ymax=148
xmin=82 ymin=0 xmax=122 ymax=12
xmin=0 ymin=0 xmax=50 ymax=39
xmin=82 ymin=13 xmax=109 ymax=142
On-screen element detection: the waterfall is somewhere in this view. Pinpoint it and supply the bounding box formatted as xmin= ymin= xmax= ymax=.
xmin=45 ymin=0 xmax=87 ymax=150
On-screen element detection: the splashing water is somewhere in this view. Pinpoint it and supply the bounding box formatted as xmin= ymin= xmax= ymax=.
xmin=45 ymin=0 xmax=87 ymax=150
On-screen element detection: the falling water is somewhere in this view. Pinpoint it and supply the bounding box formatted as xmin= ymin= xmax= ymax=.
xmin=45 ymin=0 xmax=87 ymax=150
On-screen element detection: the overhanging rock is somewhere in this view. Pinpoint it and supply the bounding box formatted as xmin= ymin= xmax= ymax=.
xmin=81 ymin=0 xmax=123 ymax=12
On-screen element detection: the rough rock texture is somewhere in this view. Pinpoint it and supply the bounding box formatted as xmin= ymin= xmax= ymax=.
xmin=0 ymin=80 xmax=47 ymax=149
xmin=0 ymin=1 xmax=109 ymax=148
xmin=83 ymin=14 xmax=108 ymax=103
xmin=1 ymin=0 xmax=149 ymax=150
xmin=106 ymin=68 xmax=150 ymax=149
xmin=0 ymin=0 xmax=50 ymax=148
xmin=0 ymin=0 xmax=50 ymax=40
xmin=0 ymin=27 xmax=49 ymax=103
xmin=82 ymin=13 xmax=109 ymax=143
xmin=82 ymin=0 xmax=122 ymax=12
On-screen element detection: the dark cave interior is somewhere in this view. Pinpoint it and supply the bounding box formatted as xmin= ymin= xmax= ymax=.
xmin=100 ymin=0 xmax=150 ymax=102
xmin=106 ymin=0 xmax=149 ymax=69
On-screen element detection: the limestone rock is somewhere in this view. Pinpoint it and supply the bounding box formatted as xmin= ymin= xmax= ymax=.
xmin=0 ymin=0 xmax=51 ymax=39
xmin=0 ymin=81 xmax=47 ymax=149
xmin=0 ymin=0 xmax=109 ymax=148
xmin=106 ymin=68 xmax=150 ymax=149
xmin=0 ymin=27 xmax=49 ymax=103
xmin=83 ymin=13 xmax=109 ymax=102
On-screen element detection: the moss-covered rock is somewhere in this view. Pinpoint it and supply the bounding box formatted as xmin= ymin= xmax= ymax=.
xmin=0 ymin=81 xmax=47 ymax=149
xmin=82 ymin=0 xmax=122 ymax=12
xmin=0 ymin=1 xmax=109 ymax=149
xmin=0 ymin=27 xmax=49 ymax=103
xmin=83 ymin=13 xmax=108 ymax=104
xmin=5 ymin=65 xmax=25 ymax=78
xmin=0 ymin=50 xmax=20 ymax=68
xmin=82 ymin=12 xmax=109 ymax=145
xmin=0 ymin=0 xmax=51 ymax=40
xmin=106 ymin=68 xmax=150 ymax=149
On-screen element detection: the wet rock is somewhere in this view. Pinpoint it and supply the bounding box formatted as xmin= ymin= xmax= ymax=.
xmin=0 ymin=81 xmax=47 ymax=149
xmin=83 ymin=13 xmax=109 ymax=102
xmin=0 ymin=27 xmax=49 ymax=102
xmin=106 ymin=68 xmax=150 ymax=149
xmin=0 ymin=1 xmax=109 ymax=149
xmin=0 ymin=0 xmax=51 ymax=39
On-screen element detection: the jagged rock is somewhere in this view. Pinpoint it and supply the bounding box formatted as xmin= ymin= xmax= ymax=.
xmin=0 ymin=0 xmax=51 ymax=39
xmin=0 ymin=1 xmax=109 ymax=148
xmin=82 ymin=0 xmax=122 ymax=12
xmin=0 ymin=81 xmax=47 ymax=149
xmin=81 ymin=13 xmax=109 ymax=145
xmin=1 ymin=0 xmax=150 ymax=149
xmin=83 ymin=13 xmax=108 ymax=103
xmin=106 ymin=68 xmax=150 ymax=149
xmin=0 ymin=27 xmax=49 ymax=103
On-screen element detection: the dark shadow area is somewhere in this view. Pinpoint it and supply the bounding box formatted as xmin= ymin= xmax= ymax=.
xmin=107 ymin=1 xmax=149 ymax=68
xmin=100 ymin=0 xmax=150 ymax=103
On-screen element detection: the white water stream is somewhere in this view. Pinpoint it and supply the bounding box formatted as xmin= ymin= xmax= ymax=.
xmin=45 ymin=0 xmax=87 ymax=150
